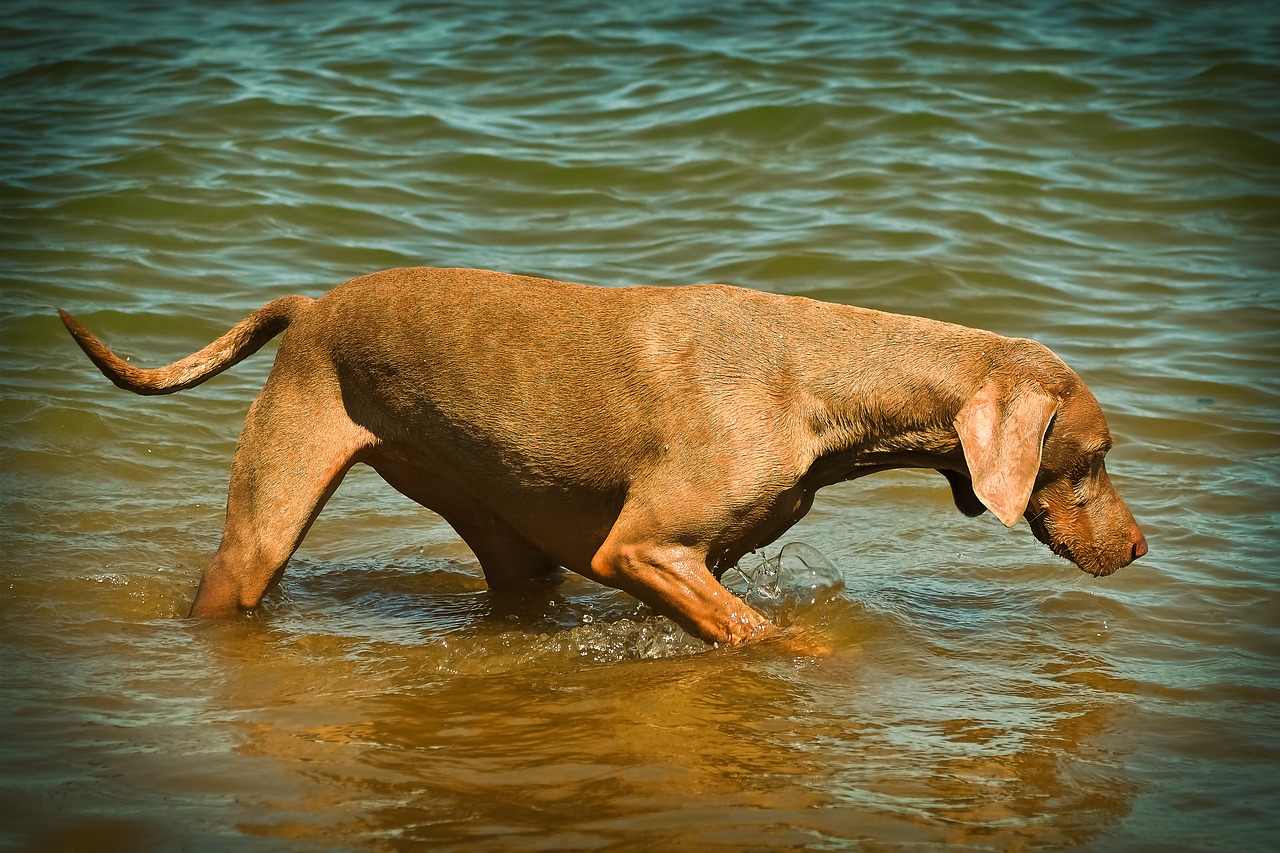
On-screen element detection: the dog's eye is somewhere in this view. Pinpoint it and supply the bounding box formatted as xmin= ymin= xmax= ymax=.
xmin=1071 ymin=455 xmax=1103 ymax=484
xmin=1063 ymin=456 xmax=1092 ymax=483
xmin=1085 ymin=438 xmax=1113 ymax=457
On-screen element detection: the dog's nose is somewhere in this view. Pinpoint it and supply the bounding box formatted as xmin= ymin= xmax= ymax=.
xmin=1131 ymin=529 xmax=1148 ymax=561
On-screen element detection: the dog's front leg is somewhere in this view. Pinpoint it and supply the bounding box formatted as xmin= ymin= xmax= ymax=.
xmin=587 ymin=538 xmax=772 ymax=646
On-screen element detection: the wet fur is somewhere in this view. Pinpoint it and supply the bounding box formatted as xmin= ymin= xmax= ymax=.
xmin=60 ymin=267 xmax=1147 ymax=644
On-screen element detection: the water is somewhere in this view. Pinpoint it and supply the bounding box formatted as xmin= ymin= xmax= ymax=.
xmin=2 ymin=0 xmax=1278 ymax=849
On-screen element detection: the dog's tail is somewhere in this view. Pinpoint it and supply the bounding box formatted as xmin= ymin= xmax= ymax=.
xmin=57 ymin=295 xmax=313 ymax=396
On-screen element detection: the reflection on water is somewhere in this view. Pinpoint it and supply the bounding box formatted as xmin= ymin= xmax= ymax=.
xmin=0 ymin=540 xmax=1165 ymax=849
xmin=3 ymin=0 xmax=1279 ymax=849
xmin=190 ymin=550 xmax=1140 ymax=849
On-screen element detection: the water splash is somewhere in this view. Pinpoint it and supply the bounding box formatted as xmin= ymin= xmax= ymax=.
xmin=419 ymin=543 xmax=847 ymax=672
xmin=727 ymin=541 xmax=847 ymax=628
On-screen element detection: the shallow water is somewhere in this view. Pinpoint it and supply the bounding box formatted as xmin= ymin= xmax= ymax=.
xmin=2 ymin=0 xmax=1278 ymax=850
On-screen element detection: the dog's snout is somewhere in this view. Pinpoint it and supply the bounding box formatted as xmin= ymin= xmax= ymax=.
xmin=1130 ymin=527 xmax=1148 ymax=563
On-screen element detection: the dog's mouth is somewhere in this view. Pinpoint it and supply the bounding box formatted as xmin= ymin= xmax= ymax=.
xmin=1049 ymin=539 xmax=1114 ymax=577
xmin=1072 ymin=549 xmax=1121 ymax=578
xmin=1026 ymin=508 xmax=1119 ymax=578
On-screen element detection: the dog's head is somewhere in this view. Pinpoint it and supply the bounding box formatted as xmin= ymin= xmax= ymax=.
xmin=947 ymin=349 xmax=1147 ymax=577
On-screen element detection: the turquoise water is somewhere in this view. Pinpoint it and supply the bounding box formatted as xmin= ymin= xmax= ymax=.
xmin=2 ymin=1 xmax=1278 ymax=850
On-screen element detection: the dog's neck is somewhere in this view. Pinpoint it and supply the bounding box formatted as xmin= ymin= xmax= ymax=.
xmin=801 ymin=381 xmax=971 ymax=488
xmin=795 ymin=308 xmax=1002 ymax=483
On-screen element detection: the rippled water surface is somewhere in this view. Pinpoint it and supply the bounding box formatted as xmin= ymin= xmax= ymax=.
xmin=3 ymin=1 xmax=1278 ymax=850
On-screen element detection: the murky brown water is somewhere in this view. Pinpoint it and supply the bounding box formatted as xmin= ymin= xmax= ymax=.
xmin=3 ymin=1 xmax=1279 ymax=850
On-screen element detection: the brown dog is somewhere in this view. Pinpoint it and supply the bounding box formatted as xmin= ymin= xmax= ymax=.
xmin=60 ymin=267 xmax=1147 ymax=644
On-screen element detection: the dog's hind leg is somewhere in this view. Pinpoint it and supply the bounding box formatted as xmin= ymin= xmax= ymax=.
xmin=451 ymin=514 xmax=561 ymax=589
xmin=188 ymin=383 xmax=373 ymax=617
xmin=365 ymin=463 xmax=562 ymax=589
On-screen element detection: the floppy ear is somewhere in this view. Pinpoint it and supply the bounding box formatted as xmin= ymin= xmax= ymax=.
xmin=953 ymin=383 xmax=1058 ymax=527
